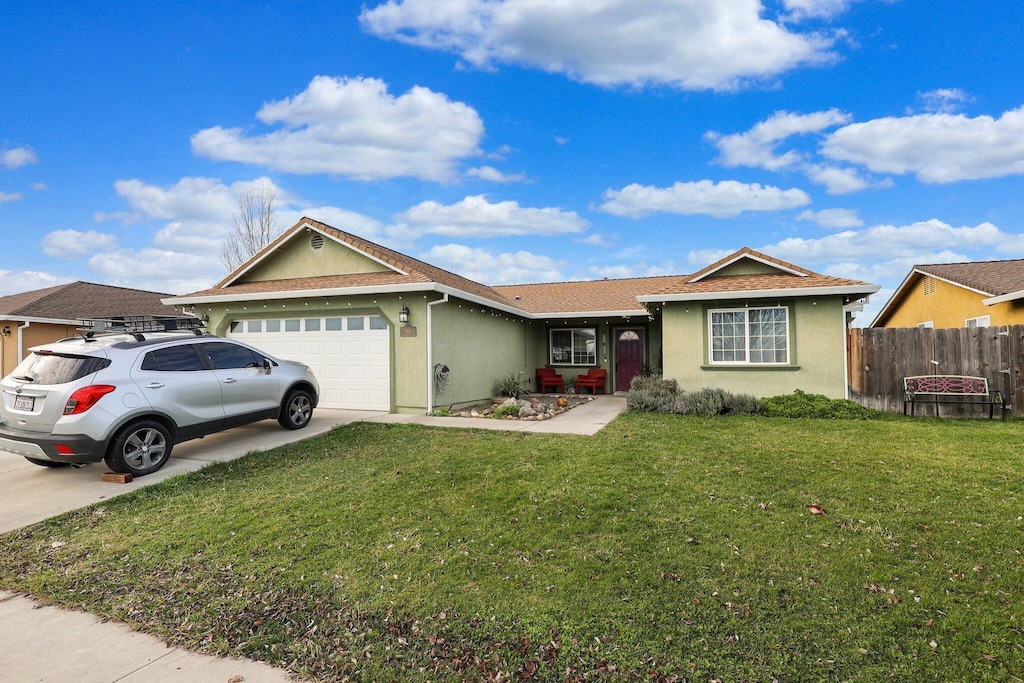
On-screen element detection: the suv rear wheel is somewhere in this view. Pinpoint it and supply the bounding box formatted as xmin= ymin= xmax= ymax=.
xmin=104 ymin=420 xmax=173 ymax=475
xmin=279 ymin=389 xmax=313 ymax=430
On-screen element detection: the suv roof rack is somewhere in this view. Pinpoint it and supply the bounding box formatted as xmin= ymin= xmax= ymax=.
xmin=79 ymin=315 xmax=206 ymax=341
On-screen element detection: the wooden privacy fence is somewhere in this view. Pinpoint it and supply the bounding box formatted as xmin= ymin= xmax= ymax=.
xmin=847 ymin=325 xmax=1024 ymax=417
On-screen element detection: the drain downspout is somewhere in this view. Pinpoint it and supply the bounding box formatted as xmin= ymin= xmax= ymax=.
xmin=17 ymin=321 xmax=30 ymax=364
xmin=426 ymin=293 xmax=449 ymax=415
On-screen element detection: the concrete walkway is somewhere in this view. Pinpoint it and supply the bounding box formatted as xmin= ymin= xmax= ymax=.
xmin=0 ymin=395 xmax=627 ymax=682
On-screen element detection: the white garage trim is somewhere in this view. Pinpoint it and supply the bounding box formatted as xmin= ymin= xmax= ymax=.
xmin=227 ymin=314 xmax=390 ymax=411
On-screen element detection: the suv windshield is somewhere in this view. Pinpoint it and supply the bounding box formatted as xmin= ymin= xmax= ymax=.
xmin=10 ymin=352 xmax=111 ymax=385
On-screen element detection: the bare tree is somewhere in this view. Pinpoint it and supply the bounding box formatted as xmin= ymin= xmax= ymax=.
xmin=221 ymin=182 xmax=280 ymax=272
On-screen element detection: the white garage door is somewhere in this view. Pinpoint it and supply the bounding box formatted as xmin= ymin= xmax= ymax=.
xmin=227 ymin=315 xmax=390 ymax=410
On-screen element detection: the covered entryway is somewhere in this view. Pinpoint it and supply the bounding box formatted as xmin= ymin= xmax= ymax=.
xmin=227 ymin=314 xmax=390 ymax=410
xmin=614 ymin=328 xmax=645 ymax=392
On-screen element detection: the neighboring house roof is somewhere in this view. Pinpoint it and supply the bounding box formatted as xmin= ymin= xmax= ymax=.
xmin=169 ymin=218 xmax=879 ymax=316
xmin=872 ymin=258 xmax=1024 ymax=326
xmin=0 ymin=281 xmax=182 ymax=324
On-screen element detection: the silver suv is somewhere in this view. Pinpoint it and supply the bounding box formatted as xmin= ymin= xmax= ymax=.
xmin=0 ymin=318 xmax=319 ymax=476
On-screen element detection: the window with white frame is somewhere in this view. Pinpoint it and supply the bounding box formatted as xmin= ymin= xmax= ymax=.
xmin=709 ymin=306 xmax=789 ymax=365
xmin=965 ymin=315 xmax=990 ymax=328
xmin=549 ymin=328 xmax=596 ymax=366
xmin=917 ymin=321 xmax=934 ymax=328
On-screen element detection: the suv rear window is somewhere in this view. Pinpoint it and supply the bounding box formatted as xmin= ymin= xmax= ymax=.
xmin=10 ymin=352 xmax=111 ymax=385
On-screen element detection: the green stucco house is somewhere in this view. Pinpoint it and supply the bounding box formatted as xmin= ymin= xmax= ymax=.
xmin=166 ymin=217 xmax=879 ymax=414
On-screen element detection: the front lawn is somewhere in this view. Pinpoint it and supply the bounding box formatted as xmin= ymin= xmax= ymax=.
xmin=1 ymin=414 xmax=1022 ymax=681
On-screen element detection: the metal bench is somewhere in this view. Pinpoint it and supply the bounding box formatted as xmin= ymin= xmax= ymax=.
xmin=903 ymin=375 xmax=1009 ymax=421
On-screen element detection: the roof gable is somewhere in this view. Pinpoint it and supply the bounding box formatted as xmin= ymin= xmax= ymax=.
xmin=688 ymin=248 xmax=809 ymax=283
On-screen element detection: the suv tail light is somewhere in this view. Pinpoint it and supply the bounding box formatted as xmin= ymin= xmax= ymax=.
xmin=64 ymin=385 xmax=116 ymax=415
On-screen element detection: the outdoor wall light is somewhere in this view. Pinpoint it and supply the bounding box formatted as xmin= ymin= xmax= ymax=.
xmin=399 ymin=304 xmax=410 ymax=324
xmin=1 ymin=326 xmax=9 ymax=337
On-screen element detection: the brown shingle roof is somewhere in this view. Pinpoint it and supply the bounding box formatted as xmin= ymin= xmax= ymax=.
xmin=181 ymin=218 xmax=876 ymax=314
xmin=916 ymin=259 xmax=1024 ymax=297
xmin=494 ymin=276 xmax=674 ymax=314
xmin=0 ymin=282 xmax=182 ymax=321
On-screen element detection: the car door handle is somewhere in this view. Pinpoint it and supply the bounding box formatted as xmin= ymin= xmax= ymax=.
xmin=222 ymin=378 xmax=237 ymax=384
xmin=145 ymin=382 xmax=164 ymax=389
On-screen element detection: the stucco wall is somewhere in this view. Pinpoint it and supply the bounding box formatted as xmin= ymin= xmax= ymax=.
xmin=881 ymin=276 xmax=1024 ymax=328
xmin=661 ymin=297 xmax=848 ymax=399
xmin=1 ymin=321 xmax=78 ymax=377
xmin=239 ymin=232 xmax=389 ymax=283
xmin=430 ymin=298 xmax=530 ymax=409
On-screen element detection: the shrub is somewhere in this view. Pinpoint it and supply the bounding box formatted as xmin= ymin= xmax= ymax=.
xmin=431 ymin=406 xmax=451 ymax=417
xmin=676 ymin=387 xmax=763 ymax=417
xmin=494 ymin=371 xmax=530 ymax=399
xmin=627 ymin=375 xmax=679 ymax=413
xmin=762 ymin=389 xmax=878 ymax=420
xmin=492 ymin=402 xmax=521 ymax=419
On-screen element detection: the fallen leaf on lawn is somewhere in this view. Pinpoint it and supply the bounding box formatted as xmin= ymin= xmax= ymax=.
xmin=808 ymin=504 xmax=827 ymax=515
xmin=228 ymin=676 xmax=244 ymax=683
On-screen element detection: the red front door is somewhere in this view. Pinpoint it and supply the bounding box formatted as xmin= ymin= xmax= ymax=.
xmin=615 ymin=328 xmax=644 ymax=392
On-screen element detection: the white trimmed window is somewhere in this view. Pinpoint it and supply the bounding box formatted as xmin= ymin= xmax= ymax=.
xmin=709 ymin=306 xmax=789 ymax=365
xmin=965 ymin=315 xmax=990 ymax=328
xmin=550 ymin=328 xmax=596 ymax=366
xmin=917 ymin=321 xmax=934 ymax=328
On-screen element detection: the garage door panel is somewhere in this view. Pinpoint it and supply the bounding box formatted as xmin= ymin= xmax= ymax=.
xmin=228 ymin=315 xmax=390 ymax=410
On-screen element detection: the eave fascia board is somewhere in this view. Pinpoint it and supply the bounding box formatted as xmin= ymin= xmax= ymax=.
xmin=638 ymin=284 xmax=880 ymax=304
xmin=164 ymin=282 xmax=438 ymax=306
xmin=531 ymin=309 xmax=649 ymax=319
xmin=1 ymin=315 xmax=81 ymax=326
xmin=688 ymin=253 xmax=807 ymax=283
xmin=164 ymin=281 xmax=534 ymax=318
xmin=982 ymin=289 xmax=1024 ymax=306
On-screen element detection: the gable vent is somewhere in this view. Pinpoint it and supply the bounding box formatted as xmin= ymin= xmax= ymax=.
xmin=311 ymin=234 xmax=324 ymax=250
xmin=924 ymin=276 xmax=935 ymax=295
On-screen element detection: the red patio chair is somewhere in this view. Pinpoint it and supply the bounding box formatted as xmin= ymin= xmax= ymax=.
xmin=536 ymin=368 xmax=565 ymax=394
xmin=575 ymin=368 xmax=607 ymax=394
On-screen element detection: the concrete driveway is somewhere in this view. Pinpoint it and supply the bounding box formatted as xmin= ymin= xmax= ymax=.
xmin=0 ymin=408 xmax=374 ymax=535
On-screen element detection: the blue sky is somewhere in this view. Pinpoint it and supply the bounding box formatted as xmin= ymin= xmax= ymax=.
xmin=2 ymin=0 xmax=1023 ymax=324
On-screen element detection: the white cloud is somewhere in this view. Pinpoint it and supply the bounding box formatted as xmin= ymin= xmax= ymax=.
xmin=686 ymin=248 xmax=734 ymax=269
xmin=914 ymin=88 xmax=972 ymax=115
xmin=87 ymin=248 xmax=221 ymax=295
xmin=41 ymin=230 xmax=119 ymax=259
xmin=360 ymin=0 xmax=835 ymax=91
xmin=797 ymin=208 xmax=863 ymax=229
xmin=31 ymin=182 xmax=47 ymax=191
xmin=419 ymin=243 xmax=566 ymax=285
xmin=803 ymin=163 xmax=886 ymax=194
xmin=192 ymin=76 xmax=484 ymax=182
xmin=2 ymin=146 xmax=37 ymax=170
xmin=821 ymin=106 xmax=1024 ymax=183
xmin=466 ymin=165 xmax=529 ymax=183
xmin=706 ymin=109 xmax=851 ymax=170
xmin=761 ymin=219 xmax=1008 ymax=264
xmin=391 ymin=195 xmax=588 ymax=239
xmin=0 ymin=270 xmax=70 ymax=297
xmin=782 ymin=0 xmax=853 ymax=20
xmin=578 ymin=233 xmax=616 ymax=247
xmin=0 ymin=191 xmax=23 ymax=204
xmin=582 ymin=261 xmax=676 ymax=280
xmin=599 ymin=180 xmax=811 ymax=218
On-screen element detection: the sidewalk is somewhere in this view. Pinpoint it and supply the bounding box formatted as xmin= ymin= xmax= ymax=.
xmin=0 ymin=395 xmax=627 ymax=682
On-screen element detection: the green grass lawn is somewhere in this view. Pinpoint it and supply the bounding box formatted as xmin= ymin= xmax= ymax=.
xmin=2 ymin=413 xmax=1022 ymax=681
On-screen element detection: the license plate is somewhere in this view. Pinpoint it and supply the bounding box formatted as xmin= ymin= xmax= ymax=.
xmin=14 ymin=395 xmax=34 ymax=411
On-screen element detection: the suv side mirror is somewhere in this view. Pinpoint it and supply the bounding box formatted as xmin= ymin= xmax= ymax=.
xmin=263 ymin=357 xmax=273 ymax=374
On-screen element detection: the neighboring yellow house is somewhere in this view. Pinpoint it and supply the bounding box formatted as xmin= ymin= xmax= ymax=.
xmin=872 ymin=259 xmax=1024 ymax=328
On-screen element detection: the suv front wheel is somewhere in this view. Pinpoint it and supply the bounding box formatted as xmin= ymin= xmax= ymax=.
xmin=105 ymin=420 xmax=173 ymax=476
xmin=279 ymin=389 xmax=313 ymax=430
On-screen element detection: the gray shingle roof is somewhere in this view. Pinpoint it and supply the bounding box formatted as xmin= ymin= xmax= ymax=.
xmin=0 ymin=282 xmax=183 ymax=322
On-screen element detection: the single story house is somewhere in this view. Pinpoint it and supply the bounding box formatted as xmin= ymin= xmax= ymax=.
xmin=0 ymin=281 xmax=186 ymax=377
xmin=167 ymin=217 xmax=879 ymax=414
xmin=872 ymin=258 xmax=1024 ymax=328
